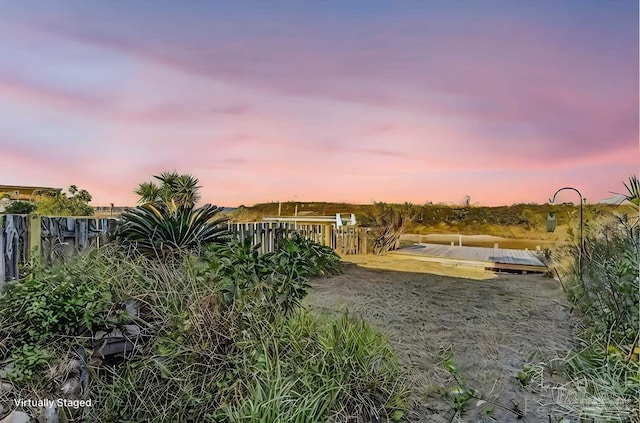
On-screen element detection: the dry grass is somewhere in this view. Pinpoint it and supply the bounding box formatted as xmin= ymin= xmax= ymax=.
xmin=305 ymin=259 xmax=578 ymax=422
xmin=337 ymin=253 xmax=494 ymax=280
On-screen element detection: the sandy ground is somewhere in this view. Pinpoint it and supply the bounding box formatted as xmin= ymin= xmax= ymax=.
xmin=305 ymin=255 xmax=577 ymax=422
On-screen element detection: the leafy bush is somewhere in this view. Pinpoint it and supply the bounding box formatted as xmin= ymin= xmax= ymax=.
xmin=0 ymin=249 xmax=123 ymax=397
xmin=114 ymin=203 xmax=229 ymax=258
xmin=207 ymin=232 xmax=342 ymax=314
xmin=268 ymin=232 xmax=343 ymax=278
xmin=207 ymin=237 xmax=266 ymax=302
xmin=2 ymin=200 xmax=37 ymax=214
xmin=34 ymin=185 xmax=94 ymax=216
xmin=572 ymin=218 xmax=639 ymax=344
xmin=550 ymin=177 xmax=640 ymax=420
xmin=0 ymin=251 xmax=113 ymax=344
xmin=262 ymin=233 xmax=342 ymax=313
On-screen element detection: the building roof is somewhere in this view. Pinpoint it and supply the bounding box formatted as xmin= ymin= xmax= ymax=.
xmin=0 ymin=185 xmax=61 ymax=194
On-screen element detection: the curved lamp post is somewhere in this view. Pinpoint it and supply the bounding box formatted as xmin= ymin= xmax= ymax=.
xmin=548 ymin=186 xmax=583 ymax=276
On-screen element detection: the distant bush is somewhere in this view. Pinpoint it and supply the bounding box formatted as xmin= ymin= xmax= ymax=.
xmin=34 ymin=185 xmax=94 ymax=216
xmin=2 ymin=200 xmax=37 ymax=214
xmin=236 ymin=201 xmax=618 ymax=241
xmin=362 ymin=202 xmax=418 ymax=255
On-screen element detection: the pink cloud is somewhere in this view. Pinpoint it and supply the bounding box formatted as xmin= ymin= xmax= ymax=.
xmin=0 ymin=6 xmax=636 ymax=207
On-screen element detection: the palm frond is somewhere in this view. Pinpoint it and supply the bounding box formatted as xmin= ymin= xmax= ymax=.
xmin=622 ymin=175 xmax=640 ymax=206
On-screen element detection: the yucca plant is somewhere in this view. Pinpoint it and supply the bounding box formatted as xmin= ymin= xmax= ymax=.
xmin=134 ymin=171 xmax=201 ymax=209
xmin=115 ymin=203 xmax=229 ymax=258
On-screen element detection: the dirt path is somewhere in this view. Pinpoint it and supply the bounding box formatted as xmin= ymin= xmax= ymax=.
xmin=305 ymin=257 xmax=577 ymax=422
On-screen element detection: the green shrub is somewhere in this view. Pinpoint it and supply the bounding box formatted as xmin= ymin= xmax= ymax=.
xmin=3 ymin=344 xmax=52 ymax=384
xmin=558 ymin=216 xmax=640 ymax=419
xmin=550 ymin=177 xmax=640 ymax=420
xmin=81 ymin=254 xmax=403 ymax=423
xmin=114 ymin=203 xmax=229 ymax=258
xmin=567 ymin=216 xmax=639 ymax=345
xmin=268 ymin=232 xmax=343 ymax=278
xmin=2 ymin=200 xmax=37 ymax=214
xmin=261 ymin=233 xmax=342 ymax=313
xmin=206 ymin=237 xmax=266 ymax=304
xmin=0 ymin=251 xmax=113 ymax=344
xmin=206 ymin=233 xmax=342 ymax=314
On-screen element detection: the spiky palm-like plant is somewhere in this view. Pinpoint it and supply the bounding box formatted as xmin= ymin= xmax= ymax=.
xmin=134 ymin=172 xmax=201 ymax=209
xmin=169 ymin=173 xmax=201 ymax=208
xmin=134 ymin=181 xmax=162 ymax=206
xmin=622 ymin=174 xmax=639 ymax=206
xmin=116 ymin=203 xmax=229 ymax=258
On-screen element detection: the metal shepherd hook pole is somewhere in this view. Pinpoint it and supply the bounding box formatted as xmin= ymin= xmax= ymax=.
xmin=549 ymin=186 xmax=583 ymax=277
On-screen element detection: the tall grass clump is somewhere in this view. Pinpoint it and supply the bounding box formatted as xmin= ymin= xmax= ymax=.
xmin=219 ymin=310 xmax=407 ymax=422
xmin=550 ymin=177 xmax=639 ymax=421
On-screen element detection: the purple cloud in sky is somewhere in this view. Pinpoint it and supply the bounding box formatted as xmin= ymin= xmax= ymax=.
xmin=0 ymin=1 xmax=637 ymax=206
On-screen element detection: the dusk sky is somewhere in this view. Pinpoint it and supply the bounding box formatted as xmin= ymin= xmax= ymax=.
xmin=1 ymin=1 xmax=638 ymax=207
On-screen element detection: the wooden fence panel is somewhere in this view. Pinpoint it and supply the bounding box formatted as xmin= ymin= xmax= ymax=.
xmin=0 ymin=224 xmax=4 ymax=287
xmin=40 ymin=217 xmax=114 ymax=266
xmin=0 ymin=215 xmax=29 ymax=287
xmin=228 ymin=222 xmax=297 ymax=254
xmin=295 ymin=223 xmax=330 ymax=246
xmin=0 ymin=215 xmax=116 ymax=284
xmin=334 ymin=226 xmax=369 ymax=255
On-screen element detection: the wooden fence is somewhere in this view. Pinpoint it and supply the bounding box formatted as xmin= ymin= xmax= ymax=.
xmin=229 ymin=222 xmax=297 ymax=254
xmin=333 ymin=226 xmax=369 ymax=255
xmin=0 ymin=215 xmax=116 ymax=287
xmin=227 ymin=222 xmax=369 ymax=255
xmin=1 ymin=216 xmax=370 ymax=285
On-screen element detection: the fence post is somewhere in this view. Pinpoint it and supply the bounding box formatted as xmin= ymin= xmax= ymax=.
xmin=322 ymin=224 xmax=330 ymax=247
xmin=0 ymin=216 xmax=5 ymax=287
xmin=29 ymin=214 xmax=42 ymax=266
